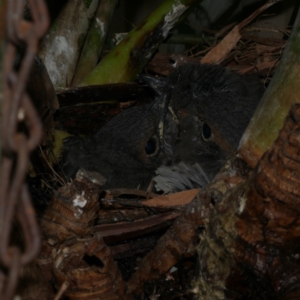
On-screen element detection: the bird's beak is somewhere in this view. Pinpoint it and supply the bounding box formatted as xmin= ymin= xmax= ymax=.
xmin=137 ymin=74 xmax=169 ymax=96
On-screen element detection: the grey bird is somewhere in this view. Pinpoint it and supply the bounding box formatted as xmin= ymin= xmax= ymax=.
xmin=61 ymin=64 xmax=264 ymax=191
xmin=61 ymin=93 xmax=178 ymax=189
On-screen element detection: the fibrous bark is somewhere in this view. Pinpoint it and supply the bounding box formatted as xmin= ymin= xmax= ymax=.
xmin=37 ymin=169 xmax=130 ymax=299
xmin=53 ymin=235 xmax=130 ymax=300
xmin=126 ymin=158 xmax=248 ymax=295
xmin=195 ymin=103 xmax=300 ymax=299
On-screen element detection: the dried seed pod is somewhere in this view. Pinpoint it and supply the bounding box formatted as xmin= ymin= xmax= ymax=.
xmin=53 ymin=235 xmax=129 ymax=300
xmin=38 ymin=169 xmax=105 ymax=282
xmin=40 ymin=169 xmax=105 ymax=243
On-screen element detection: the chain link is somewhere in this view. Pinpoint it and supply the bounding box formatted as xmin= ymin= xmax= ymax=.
xmin=0 ymin=0 xmax=50 ymax=299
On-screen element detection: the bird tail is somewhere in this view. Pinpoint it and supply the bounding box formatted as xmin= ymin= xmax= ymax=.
xmin=154 ymin=162 xmax=212 ymax=193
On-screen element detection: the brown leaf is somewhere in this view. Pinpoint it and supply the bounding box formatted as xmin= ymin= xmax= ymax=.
xmin=201 ymin=25 xmax=241 ymax=64
xmin=201 ymin=0 xmax=282 ymax=65
xmin=255 ymin=44 xmax=281 ymax=55
xmin=255 ymin=60 xmax=279 ymax=72
xmin=142 ymin=189 xmax=201 ymax=208
xmin=95 ymin=212 xmax=180 ymax=244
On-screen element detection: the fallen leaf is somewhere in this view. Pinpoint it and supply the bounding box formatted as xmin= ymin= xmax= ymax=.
xmin=142 ymin=189 xmax=201 ymax=208
xmin=201 ymin=25 xmax=241 ymax=64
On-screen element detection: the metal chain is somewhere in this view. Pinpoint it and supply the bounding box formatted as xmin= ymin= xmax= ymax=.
xmin=0 ymin=0 xmax=49 ymax=299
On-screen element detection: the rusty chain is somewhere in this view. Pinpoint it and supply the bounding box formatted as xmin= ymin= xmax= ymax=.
xmin=0 ymin=0 xmax=49 ymax=299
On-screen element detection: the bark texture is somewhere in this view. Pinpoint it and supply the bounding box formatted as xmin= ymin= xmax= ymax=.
xmin=195 ymin=103 xmax=300 ymax=299
xmin=239 ymin=8 xmax=300 ymax=167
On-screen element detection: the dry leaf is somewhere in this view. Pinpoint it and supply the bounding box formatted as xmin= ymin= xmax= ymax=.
xmin=142 ymin=189 xmax=201 ymax=208
xmin=201 ymin=25 xmax=241 ymax=64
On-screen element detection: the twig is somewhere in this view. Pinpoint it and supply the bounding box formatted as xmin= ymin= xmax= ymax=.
xmin=201 ymin=0 xmax=283 ymax=64
xmin=53 ymin=281 xmax=69 ymax=300
xmin=238 ymin=0 xmax=283 ymax=31
xmin=38 ymin=145 xmax=66 ymax=185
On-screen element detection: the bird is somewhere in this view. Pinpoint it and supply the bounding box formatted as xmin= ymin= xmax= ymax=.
xmin=61 ymin=92 xmax=179 ymax=189
xmin=60 ymin=63 xmax=264 ymax=191
xmin=154 ymin=64 xmax=264 ymax=192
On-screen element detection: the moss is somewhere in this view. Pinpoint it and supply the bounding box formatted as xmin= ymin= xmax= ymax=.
xmin=77 ymin=32 xmax=86 ymax=49
xmin=83 ymin=0 xmax=93 ymax=9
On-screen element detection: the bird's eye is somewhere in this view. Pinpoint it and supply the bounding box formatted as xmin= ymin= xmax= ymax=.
xmin=202 ymin=123 xmax=212 ymax=140
xmin=145 ymin=138 xmax=157 ymax=155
